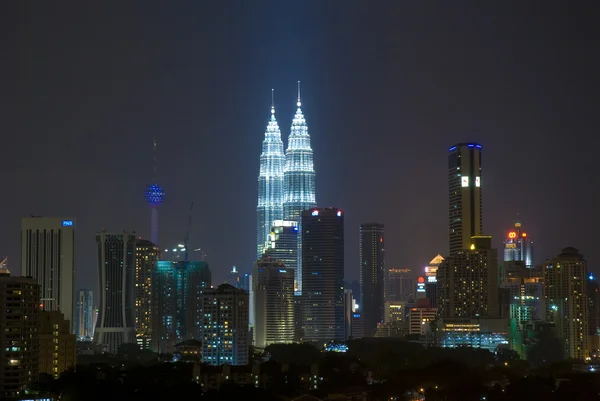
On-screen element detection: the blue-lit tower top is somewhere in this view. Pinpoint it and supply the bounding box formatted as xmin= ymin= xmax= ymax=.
xmin=146 ymin=140 xmax=165 ymax=246
xmin=283 ymin=81 xmax=317 ymax=221
xmin=145 ymin=184 xmax=165 ymax=206
xmin=257 ymin=90 xmax=285 ymax=258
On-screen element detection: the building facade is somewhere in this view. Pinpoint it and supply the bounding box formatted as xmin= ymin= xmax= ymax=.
xmin=302 ymin=208 xmax=345 ymax=344
xmin=0 ymin=268 xmax=40 ymax=400
xmin=135 ymin=239 xmax=159 ymax=349
xmin=408 ymin=308 xmax=437 ymax=335
xmin=264 ymin=220 xmax=299 ymax=292
xmin=283 ymin=84 xmax=317 ymax=294
xmin=21 ymin=217 xmax=75 ymax=329
xmin=200 ymin=284 xmax=249 ymax=366
xmin=75 ymin=289 xmax=94 ymax=340
xmin=385 ymin=268 xmax=414 ymax=302
xmin=503 ymin=221 xmax=534 ymax=267
xmin=39 ymin=311 xmax=76 ymax=378
xmin=359 ymin=223 xmax=385 ymax=337
xmin=252 ymin=256 xmax=295 ymax=348
xmin=438 ymin=236 xmax=499 ymax=319
xmin=151 ymin=260 xmax=211 ymax=354
xmin=94 ymin=231 xmax=137 ymax=353
xmin=448 ymin=143 xmax=483 ymax=256
xmin=257 ymin=95 xmax=285 ymax=258
xmin=544 ymin=247 xmax=589 ymax=360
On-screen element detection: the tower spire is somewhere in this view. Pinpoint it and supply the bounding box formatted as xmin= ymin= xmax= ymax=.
xmin=152 ymin=139 xmax=157 ymax=181
xmin=297 ymin=81 xmax=301 ymax=107
xmin=271 ymin=88 xmax=275 ymax=115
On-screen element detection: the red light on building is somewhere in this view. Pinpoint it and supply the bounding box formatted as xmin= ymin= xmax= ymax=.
xmin=508 ymin=232 xmax=517 ymax=239
xmin=522 ymin=233 xmax=527 ymax=237
xmin=417 ymin=276 xmax=425 ymax=283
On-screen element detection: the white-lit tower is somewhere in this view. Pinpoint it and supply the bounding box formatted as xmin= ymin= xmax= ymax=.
xmin=284 ymin=82 xmax=317 ymax=294
xmin=257 ymin=90 xmax=285 ymax=258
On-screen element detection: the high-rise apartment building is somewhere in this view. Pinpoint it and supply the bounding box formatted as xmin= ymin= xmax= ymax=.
xmin=359 ymin=223 xmax=385 ymax=337
xmin=408 ymin=308 xmax=437 ymax=335
xmin=135 ymin=239 xmax=159 ymax=349
xmin=0 ymin=267 xmax=40 ymax=400
xmin=75 ymin=289 xmax=94 ymax=339
xmin=284 ymin=83 xmax=317 ymax=295
xmin=21 ymin=217 xmax=75 ymax=329
xmin=425 ymin=255 xmax=443 ymax=308
xmin=385 ymin=268 xmax=414 ymax=302
xmin=257 ymin=92 xmax=285 ymax=258
xmin=503 ymin=221 xmax=534 ymax=267
xmin=302 ymin=208 xmax=344 ymax=343
xmin=252 ymin=255 xmax=295 ymax=348
xmin=448 ymin=143 xmax=483 ymax=255
xmin=264 ymin=220 xmax=299 ymax=292
xmin=39 ymin=311 xmax=76 ymax=378
xmin=200 ymin=284 xmax=249 ymax=365
xmin=151 ymin=260 xmax=211 ymax=354
xmin=544 ymin=247 xmax=589 ymax=360
xmin=94 ymin=231 xmax=137 ymax=353
xmin=438 ymin=236 xmax=498 ymax=319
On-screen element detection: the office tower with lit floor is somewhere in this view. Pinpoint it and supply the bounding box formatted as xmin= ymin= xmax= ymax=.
xmin=135 ymin=239 xmax=159 ymax=349
xmin=503 ymin=221 xmax=534 ymax=267
xmin=448 ymin=143 xmax=482 ymax=255
xmin=544 ymin=247 xmax=589 ymax=360
xmin=302 ymin=208 xmax=345 ymax=343
xmin=21 ymin=217 xmax=75 ymax=329
xmin=252 ymin=255 xmax=295 ymax=348
xmin=75 ymin=289 xmax=94 ymax=340
xmin=359 ymin=223 xmax=385 ymax=337
xmin=94 ymin=231 xmax=137 ymax=353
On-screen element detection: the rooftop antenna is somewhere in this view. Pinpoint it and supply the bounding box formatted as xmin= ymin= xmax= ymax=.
xmin=297 ymin=81 xmax=301 ymax=107
xmin=152 ymin=139 xmax=158 ymax=181
xmin=271 ymin=88 xmax=275 ymax=114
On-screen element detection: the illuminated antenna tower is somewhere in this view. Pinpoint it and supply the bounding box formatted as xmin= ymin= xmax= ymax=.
xmin=144 ymin=139 xmax=165 ymax=246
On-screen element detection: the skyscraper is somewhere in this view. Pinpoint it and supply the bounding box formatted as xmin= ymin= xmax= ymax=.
xmin=284 ymin=82 xmax=317 ymax=294
xmin=135 ymin=239 xmax=159 ymax=349
xmin=200 ymin=284 xmax=249 ymax=365
xmin=0 ymin=266 xmax=40 ymax=401
xmin=21 ymin=217 xmax=75 ymax=329
xmin=252 ymin=255 xmax=295 ymax=348
xmin=503 ymin=221 xmax=534 ymax=267
xmin=257 ymin=90 xmax=285 ymax=258
xmin=438 ymin=236 xmax=498 ymax=319
xmin=264 ymin=220 xmax=299 ymax=291
xmin=448 ymin=143 xmax=483 ymax=255
xmin=425 ymin=254 xmax=443 ymax=308
xmin=94 ymin=231 xmax=137 ymax=353
xmin=227 ymin=266 xmax=241 ymax=288
xmin=302 ymin=208 xmax=344 ymax=344
xmin=359 ymin=223 xmax=385 ymax=337
xmin=544 ymin=247 xmax=589 ymax=360
xmin=75 ymin=289 xmax=94 ymax=339
xmin=151 ymin=260 xmax=211 ymax=353
xmin=145 ymin=140 xmax=165 ymax=246
xmin=385 ymin=268 xmax=414 ymax=302
xmin=39 ymin=311 xmax=76 ymax=378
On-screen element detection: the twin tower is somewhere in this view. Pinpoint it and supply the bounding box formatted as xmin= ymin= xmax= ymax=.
xmin=256 ymin=82 xmax=316 ymax=259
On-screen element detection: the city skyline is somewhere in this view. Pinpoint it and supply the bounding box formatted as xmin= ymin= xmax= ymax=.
xmin=1 ymin=2 xmax=598 ymax=293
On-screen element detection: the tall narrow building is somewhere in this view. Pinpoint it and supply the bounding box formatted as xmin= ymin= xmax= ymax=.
xmin=448 ymin=143 xmax=483 ymax=255
xmin=503 ymin=221 xmax=534 ymax=267
xmin=264 ymin=220 xmax=299 ymax=291
xmin=257 ymin=90 xmax=285 ymax=258
xmin=359 ymin=223 xmax=385 ymax=337
xmin=21 ymin=217 xmax=75 ymax=330
xmin=135 ymin=239 xmax=159 ymax=349
xmin=284 ymin=82 xmax=317 ymax=294
xmin=302 ymin=208 xmax=344 ymax=344
xmin=75 ymin=289 xmax=94 ymax=339
xmin=94 ymin=231 xmax=137 ymax=353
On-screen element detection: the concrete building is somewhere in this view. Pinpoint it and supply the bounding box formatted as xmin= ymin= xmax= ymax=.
xmin=0 ymin=266 xmax=40 ymax=400
xmin=408 ymin=308 xmax=437 ymax=335
xmin=21 ymin=217 xmax=75 ymax=329
xmin=385 ymin=268 xmax=414 ymax=302
xmin=39 ymin=311 xmax=76 ymax=378
xmin=252 ymin=255 xmax=295 ymax=348
xmin=438 ymin=236 xmax=499 ymax=319
xmin=200 ymin=284 xmax=249 ymax=365
xmin=384 ymin=301 xmax=406 ymax=323
xmin=448 ymin=143 xmax=483 ymax=256
xmin=74 ymin=289 xmax=94 ymax=340
xmin=94 ymin=231 xmax=137 ymax=353
xmin=359 ymin=223 xmax=385 ymax=337
xmin=135 ymin=239 xmax=159 ymax=349
xmin=544 ymin=247 xmax=589 ymax=360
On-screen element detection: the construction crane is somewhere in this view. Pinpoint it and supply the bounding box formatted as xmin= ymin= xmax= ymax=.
xmin=184 ymin=201 xmax=194 ymax=262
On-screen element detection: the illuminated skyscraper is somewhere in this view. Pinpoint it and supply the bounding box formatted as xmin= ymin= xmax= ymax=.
xmin=544 ymin=247 xmax=589 ymax=360
xmin=135 ymin=239 xmax=159 ymax=349
xmin=264 ymin=220 xmax=299 ymax=291
xmin=21 ymin=217 xmax=75 ymax=330
xmin=94 ymin=231 xmax=136 ymax=353
xmin=284 ymin=82 xmax=317 ymax=294
xmin=302 ymin=208 xmax=344 ymax=344
xmin=360 ymin=223 xmax=385 ymax=337
xmin=448 ymin=143 xmax=483 ymax=255
xmin=75 ymin=289 xmax=94 ymax=339
xmin=503 ymin=221 xmax=534 ymax=267
xmin=257 ymin=90 xmax=285 ymax=258
xmin=145 ymin=141 xmax=165 ymax=247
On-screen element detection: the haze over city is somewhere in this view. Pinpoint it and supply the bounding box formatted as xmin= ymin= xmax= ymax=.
xmin=2 ymin=1 xmax=598 ymax=293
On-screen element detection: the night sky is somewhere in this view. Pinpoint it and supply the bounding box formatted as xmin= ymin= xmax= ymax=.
xmin=2 ymin=2 xmax=599 ymax=294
